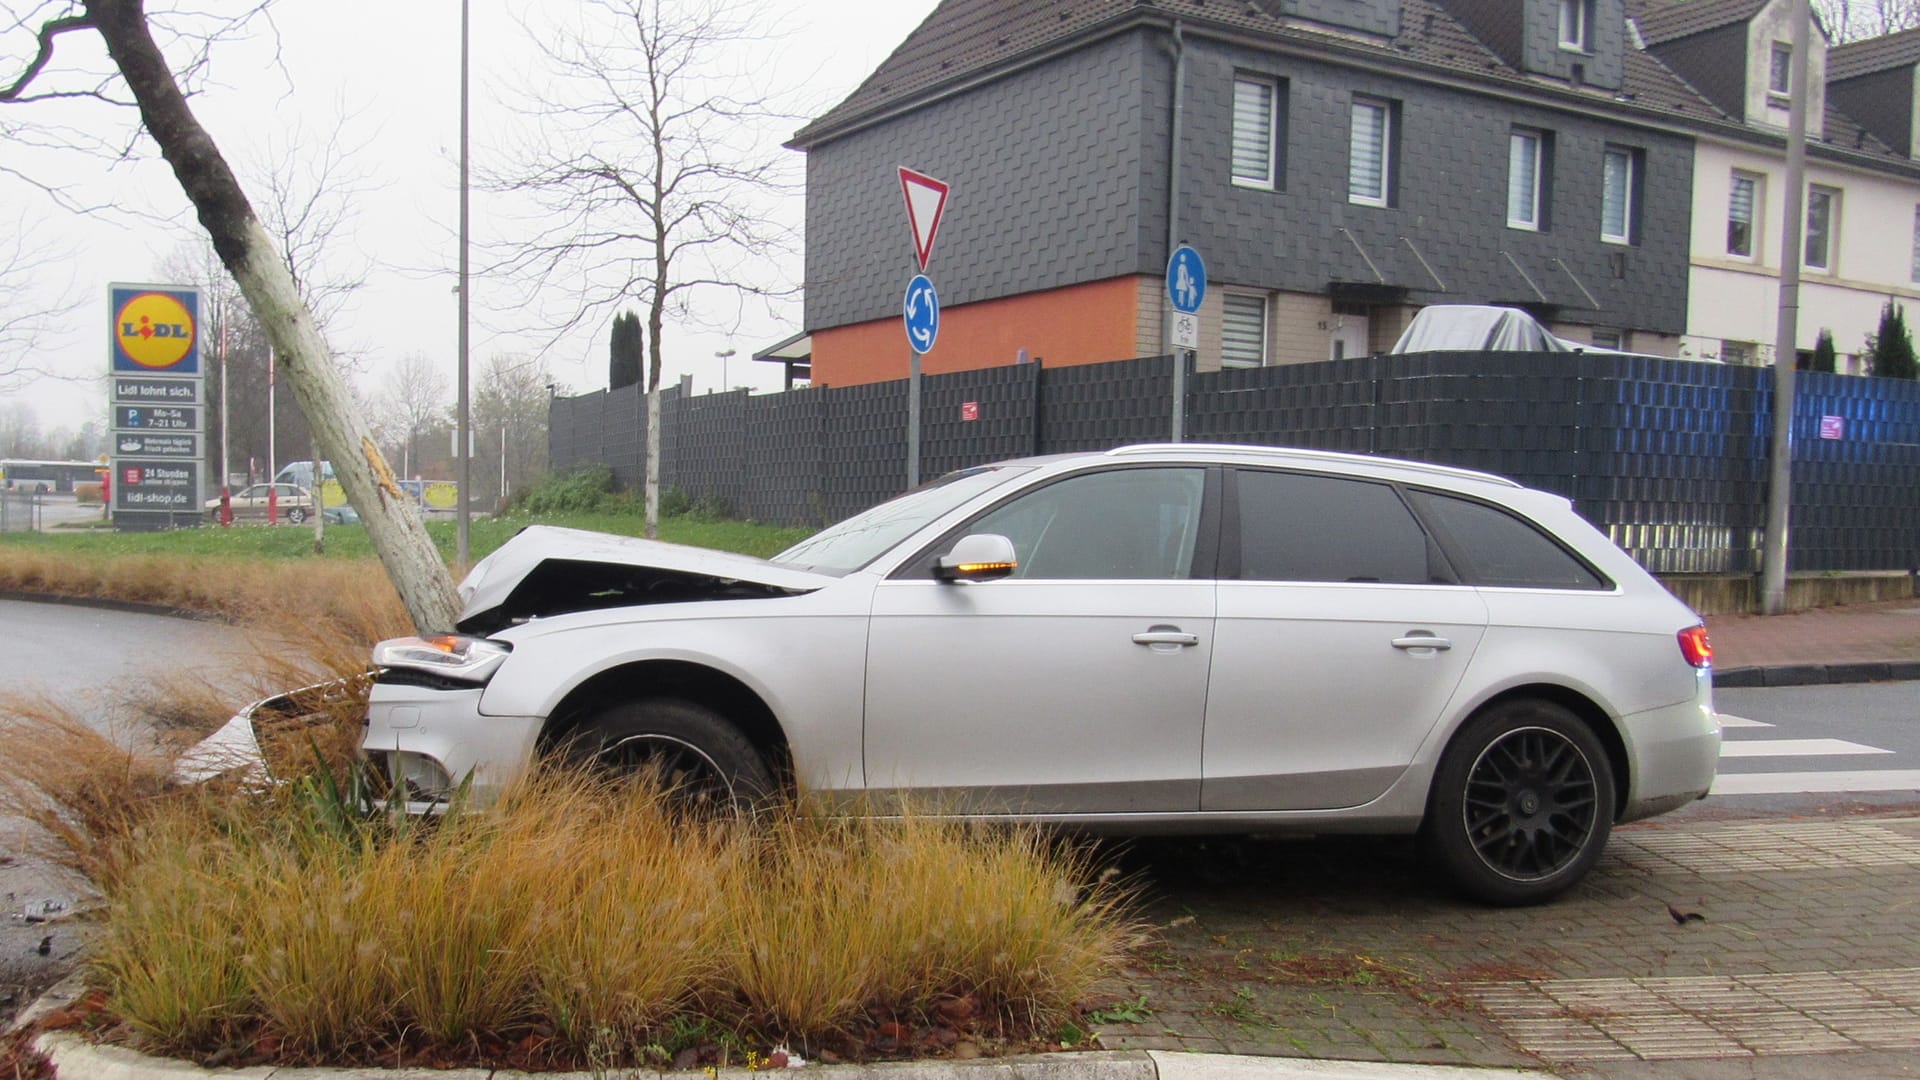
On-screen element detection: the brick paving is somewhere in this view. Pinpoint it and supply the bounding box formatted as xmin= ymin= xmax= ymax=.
xmin=1705 ymin=598 xmax=1920 ymax=669
xmin=1091 ymin=817 xmax=1920 ymax=1071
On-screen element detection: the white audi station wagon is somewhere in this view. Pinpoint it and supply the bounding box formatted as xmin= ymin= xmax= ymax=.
xmin=363 ymin=444 xmax=1721 ymax=905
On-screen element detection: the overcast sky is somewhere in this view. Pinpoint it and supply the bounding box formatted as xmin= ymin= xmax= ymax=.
xmin=4 ymin=0 xmax=941 ymax=437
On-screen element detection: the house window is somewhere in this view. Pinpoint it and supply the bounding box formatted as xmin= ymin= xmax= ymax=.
xmin=1805 ymin=185 xmax=1838 ymax=270
xmin=1911 ymin=205 xmax=1919 ymax=282
xmin=1508 ymin=130 xmax=1546 ymax=230
xmin=1591 ymin=328 xmax=1623 ymax=349
xmin=1559 ymin=0 xmax=1592 ymax=50
xmin=1728 ymin=172 xmax=1760 ymax=257
xmin=1769 ymin=42 xmax=1792 ymax=96
xmin=1601 ymin=146 xmax=1638 ymax=244
xmin=1721 ymin=341 xmax=1756 ymax=366
xmin=1221 ymin=293 xmax=1268 ymax=368
xmin=1348 ymin=97 xmax=1391 ymax=207
xmin=1231 ymin=76 xmax=1282 ymax=189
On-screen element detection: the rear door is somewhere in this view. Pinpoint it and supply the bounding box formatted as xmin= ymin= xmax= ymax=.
xmin=1202 ymin=468 xmax=1487 ymax=811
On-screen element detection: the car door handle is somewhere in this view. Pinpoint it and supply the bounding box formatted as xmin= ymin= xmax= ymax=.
xmin=1133 ymin=628 xmax=1199 ymax=647
xmin=1391 ymin=635 xmax=1452 ymax=651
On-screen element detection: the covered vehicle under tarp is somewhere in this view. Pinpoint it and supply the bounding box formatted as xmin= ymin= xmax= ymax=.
xmin=1389 ymin=305 xmax=1575 ymax=354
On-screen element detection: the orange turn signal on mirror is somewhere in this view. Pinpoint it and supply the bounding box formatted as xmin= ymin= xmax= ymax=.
xmin=1677 ymin=625 xmax=1713 ymax=668
xmin=956 ymin=562 xmax=1015 ymax=574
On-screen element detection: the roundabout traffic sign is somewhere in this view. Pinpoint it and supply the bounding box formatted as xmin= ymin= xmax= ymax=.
xmin=904 ymin=274 xmax=940 ymax=354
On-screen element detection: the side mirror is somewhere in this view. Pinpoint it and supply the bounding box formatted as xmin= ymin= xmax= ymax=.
xmin=933 ymin=534 xmax=1018 ymax=583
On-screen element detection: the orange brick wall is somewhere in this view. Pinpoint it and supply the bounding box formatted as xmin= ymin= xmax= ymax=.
xmin=810 ymin=276 xmax=1147 ymax=386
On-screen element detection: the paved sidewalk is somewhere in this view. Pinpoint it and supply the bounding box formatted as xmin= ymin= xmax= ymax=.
xmin=1705 ymin=597 xmax=1920 ymax=685
xmin=1092 ymin=816 xmax=1920 ymax=1077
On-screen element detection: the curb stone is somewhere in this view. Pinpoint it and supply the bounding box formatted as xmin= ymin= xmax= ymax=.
xmin=28 ymin=1035 xmax=1559 ymax=1079
xmin=1713 ymin=661 xmax=1920 ymax=688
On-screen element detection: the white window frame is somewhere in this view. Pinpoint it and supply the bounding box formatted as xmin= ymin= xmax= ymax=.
xmin=1507 ymin=130 xmax=1544 ymax=230
xmin=1911 ymin=204 xmax=1919 ymax=283
xmin=1769 ymin=42 xmax=1792 ymax=97
xmin=1601 ymin=146 xmax=1636 ymax=245
xmin=1590 ymin=328 xmax=1624 ymax=350
xmin=1231 ymin=76 xmax=1278 ymax=190
xmin=1348 ymin=97 xmax=1391 ymax=208
xmin=1220 ymin=292 xmax=1269 ymax=369
xmin=1559 ymin=0 xmax=1591 ymax=50
xmin=1727 ymin=171 xmax=1761 ymax=259
xmin=1804 ymin=185 xmax=1838 ymax=271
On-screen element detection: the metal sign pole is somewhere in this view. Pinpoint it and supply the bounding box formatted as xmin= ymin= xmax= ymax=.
xmin=908 ymin=350 xmax=923 ymax=488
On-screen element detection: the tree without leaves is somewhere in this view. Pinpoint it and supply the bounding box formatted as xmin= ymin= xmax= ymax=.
xmin=0 ymin=218 xmax=83 ymax=393
xmin=486 ymin=0 xmax=797 ymax=537
xmin=381 ymin=351 xmax=451 ymax=480
xmin=3 ymin=0 xmax=459 ymax=631
xmin=1815 ymin=0 xmax=1920 ymax=41
xmin=474 ymin=352 xmax=555 ymax=509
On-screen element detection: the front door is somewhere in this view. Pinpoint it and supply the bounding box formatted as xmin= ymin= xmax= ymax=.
xmin=1330 ymin=310 xmax=1370 ymax=360
xmin=863 ymin=467 xmax=1216 ymax=815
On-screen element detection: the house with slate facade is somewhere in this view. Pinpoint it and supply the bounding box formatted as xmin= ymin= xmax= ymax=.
xmin=787 ymin=0 xmax=1920 ymax=386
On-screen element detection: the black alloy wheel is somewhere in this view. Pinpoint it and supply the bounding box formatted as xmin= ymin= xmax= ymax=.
xmin=1426 ymin=699 xmax=1615 ymax=906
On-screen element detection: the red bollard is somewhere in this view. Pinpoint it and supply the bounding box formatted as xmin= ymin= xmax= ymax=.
xmin=267 ymin=484 xmax=278 ymax=525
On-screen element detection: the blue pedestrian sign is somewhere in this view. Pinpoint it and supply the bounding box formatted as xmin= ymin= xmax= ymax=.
xmin=1166 ymin=245 xmax=1206 ymax=315
xmin=904 ymin=274 xmax=940 ymax=354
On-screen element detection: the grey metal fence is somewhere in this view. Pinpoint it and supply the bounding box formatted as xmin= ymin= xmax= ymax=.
xmin=548 ymin=352 xmax=1920 ymax=574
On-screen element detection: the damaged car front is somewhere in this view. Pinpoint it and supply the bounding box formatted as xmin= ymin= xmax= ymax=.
xmin=361 ymin=526 xmax=843 ymax=809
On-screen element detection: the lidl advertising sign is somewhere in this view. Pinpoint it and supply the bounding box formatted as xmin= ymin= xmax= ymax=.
xmin=109 ymin=284 xmax=201 ymax=375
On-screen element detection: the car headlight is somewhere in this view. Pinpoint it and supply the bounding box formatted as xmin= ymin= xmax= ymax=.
xmin=373 ymin=634 xmax=512 ymax=684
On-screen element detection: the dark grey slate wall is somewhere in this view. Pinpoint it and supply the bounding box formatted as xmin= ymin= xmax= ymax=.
xmin=1522 ymin=0 xmax=1626 ymax=89
xmin=1829 ymin=68 xmax=1914 ymax=157
xmin=1276 ymin=0 xmax=1401 ymax=37
xmin=801 ymin=30 xmax=1155 ymax=332
xmin=1648 ymin=24 xmax=1750 ymax=121
xmin=1170 ymin=35 xmax=1694 ymax=332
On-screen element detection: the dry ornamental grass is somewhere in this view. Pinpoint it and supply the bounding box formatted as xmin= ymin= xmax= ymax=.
xmin=0 ymin=551 xmax=1142 ymax=1070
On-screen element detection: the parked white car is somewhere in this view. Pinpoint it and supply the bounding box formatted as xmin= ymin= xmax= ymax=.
xmin=362 ymin=444 xmax=1721 ymax=904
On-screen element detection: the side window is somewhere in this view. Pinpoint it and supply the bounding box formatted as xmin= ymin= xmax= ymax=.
xmin=1235 ymin=471 xmax=1433 ymax=584
xmin=1406 ymin=490 xmax=1607 ymax=590
xmin=968 ymin=468 xmax=1205 ymax=580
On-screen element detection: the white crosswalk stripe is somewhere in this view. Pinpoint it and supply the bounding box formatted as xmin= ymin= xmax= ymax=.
xmin=1712 ymin=714 xmax=1920 ymax=796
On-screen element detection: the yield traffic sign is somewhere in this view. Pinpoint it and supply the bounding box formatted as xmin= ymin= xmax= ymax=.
xmin=898 ymin=167 xmax=950 ymax=271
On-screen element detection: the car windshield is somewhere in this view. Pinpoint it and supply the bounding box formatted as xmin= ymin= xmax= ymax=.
xmin=772 ymin=465 xmax=1033 ymax=575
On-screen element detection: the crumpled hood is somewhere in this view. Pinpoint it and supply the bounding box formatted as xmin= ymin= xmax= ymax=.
xmin=455 ymin=525 xmax=832 ymax=633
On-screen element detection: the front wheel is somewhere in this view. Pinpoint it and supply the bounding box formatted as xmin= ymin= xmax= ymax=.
xmin=1424 ymin=699 xmax=1615 ymax=906
xmin=285 ymin=506 xmax=308 ymax=525
xmin=561 ymin=698 xmax=774 ymax=811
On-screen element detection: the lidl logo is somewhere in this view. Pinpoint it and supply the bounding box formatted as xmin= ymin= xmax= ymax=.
xmin=110 ymin=287 xmax=200 ymax=373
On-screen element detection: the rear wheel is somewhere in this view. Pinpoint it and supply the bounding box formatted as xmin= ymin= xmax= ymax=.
xmin=286 ymin=506 xmax=308 ymax=525
xmin=562 ymin=698 xmax=773 ymax=811
xmin=1425 ymin=699 xmax=1614 ymax=906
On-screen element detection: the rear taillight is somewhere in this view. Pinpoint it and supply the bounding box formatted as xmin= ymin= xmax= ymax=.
xmin=1677 ymin=625 xmax=1713 ymax=668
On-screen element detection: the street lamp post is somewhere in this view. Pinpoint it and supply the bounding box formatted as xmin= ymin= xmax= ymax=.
xmin=454 ymin=0 xmax=473 ymax=567
xmin=715 ymin=348 xmax=736 ymax=393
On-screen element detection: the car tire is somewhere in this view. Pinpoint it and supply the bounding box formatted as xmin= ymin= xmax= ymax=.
xmin=1424 ymin=699 xmax=1615 ymax=907
xmin=285 ymin=506 xmax=308 ymax=525
xmin=564 ymin=697 xmax=774 ymax=810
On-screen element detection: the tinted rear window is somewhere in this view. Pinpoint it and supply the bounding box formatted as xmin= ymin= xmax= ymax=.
xmin=1407 ymin=490 xmax=1608 ymax=590
xmin=1235 ymin=470 xmax=1433 ymax=584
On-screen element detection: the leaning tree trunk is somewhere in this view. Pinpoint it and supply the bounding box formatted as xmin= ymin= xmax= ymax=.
xmin=88 ymin=0 xmax=460 ymax=633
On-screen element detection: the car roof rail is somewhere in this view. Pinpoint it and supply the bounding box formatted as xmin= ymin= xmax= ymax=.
xmin=1102 ymin=443 xmax=1522 ymax=488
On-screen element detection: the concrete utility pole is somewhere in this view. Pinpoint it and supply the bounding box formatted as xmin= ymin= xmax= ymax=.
xmin=1760 ymin=0 xmax=1812 ymax=616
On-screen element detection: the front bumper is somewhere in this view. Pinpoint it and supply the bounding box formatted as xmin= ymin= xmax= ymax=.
xmin=362 ymin=681 xmax=544 ymax=804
